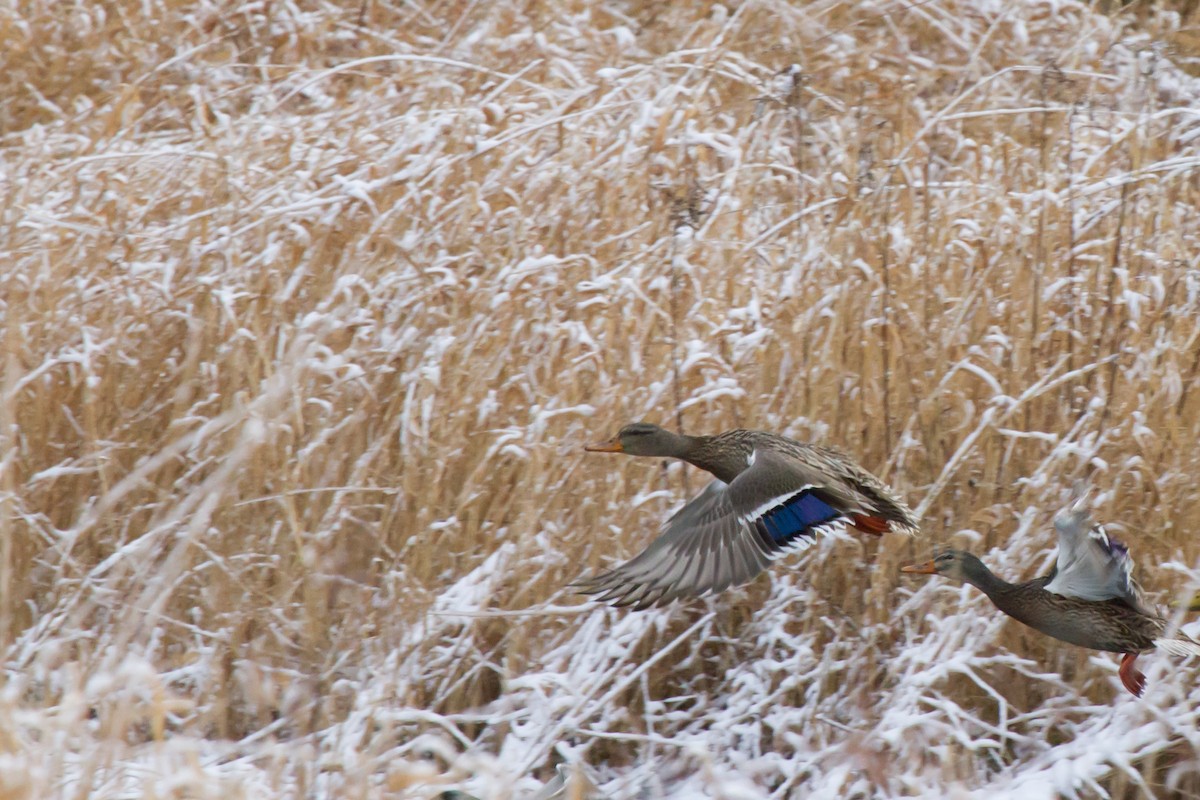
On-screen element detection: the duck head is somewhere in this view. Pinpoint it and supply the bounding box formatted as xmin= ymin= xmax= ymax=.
xmin=585 ymin=422 xmax=687 ymax=457
xmin=901 ymin=549 xmax=987 ymax=583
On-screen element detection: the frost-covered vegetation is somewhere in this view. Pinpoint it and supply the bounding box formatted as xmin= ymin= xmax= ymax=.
xmin=5 ymin=0 xmax=1200 ymax=797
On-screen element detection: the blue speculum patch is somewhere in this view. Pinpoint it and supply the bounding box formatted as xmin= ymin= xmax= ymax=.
xmin=758 ymin=491 xmax=841 ymax=544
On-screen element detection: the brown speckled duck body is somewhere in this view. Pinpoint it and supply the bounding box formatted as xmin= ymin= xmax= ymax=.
xmin=903 ymin=500 xmax=1200 ymax=697
xmin=576 ymin=422 xmax=919 ymax=609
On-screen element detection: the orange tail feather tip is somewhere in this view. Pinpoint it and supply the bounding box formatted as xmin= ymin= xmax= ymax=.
xmin=851 ymin=514 xmax=889 ymax=536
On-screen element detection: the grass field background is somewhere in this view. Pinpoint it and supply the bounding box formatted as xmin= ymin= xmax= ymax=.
xmin=5 ymin=0 xmax=1200 ymax=796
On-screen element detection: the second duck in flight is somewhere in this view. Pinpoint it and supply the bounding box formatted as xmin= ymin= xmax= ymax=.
xmin=901 ymin=498 xmax=1200 ymax=696
xmin=576 ymin=422 xmax=920 ymax=608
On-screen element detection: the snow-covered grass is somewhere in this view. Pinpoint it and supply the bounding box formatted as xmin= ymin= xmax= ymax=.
xmin=4 ymin=0 xmax=1200 ymax=796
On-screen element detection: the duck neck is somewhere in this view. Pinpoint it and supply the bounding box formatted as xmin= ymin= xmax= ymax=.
xmin=678 ymin=432 xmax=750 ymax=484
xmin=961 ymin=559 xmax=1057 ymax=637
xmin=960 ymin=557 xmax=1015 ymax=602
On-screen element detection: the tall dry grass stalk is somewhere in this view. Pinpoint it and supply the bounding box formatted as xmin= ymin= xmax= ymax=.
xmin=3 ymin=0 xmax=1200 ymax=796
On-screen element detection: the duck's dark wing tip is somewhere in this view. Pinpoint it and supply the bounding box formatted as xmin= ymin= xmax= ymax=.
xmin=569 ymin=572 xmax=676 ymax=609
xmin=571 ymin=476 xmax=791 ymax=610
xmin=568 ymin=571 xmax=620 ymax=596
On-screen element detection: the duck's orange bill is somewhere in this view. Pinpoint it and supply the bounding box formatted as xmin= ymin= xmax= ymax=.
xmin=584 ymin=437 xmax=623 ymax=453
xmin=900 ymin=561 xmax=937 ymax=574
xmin=1168 ymin=594 xmax=1200 ymax=612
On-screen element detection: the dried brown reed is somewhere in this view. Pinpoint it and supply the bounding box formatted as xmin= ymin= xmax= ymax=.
xmin=4 ymin=0 xmax=1200 ymax=796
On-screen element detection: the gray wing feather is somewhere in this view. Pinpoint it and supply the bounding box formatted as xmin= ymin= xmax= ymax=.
xmin=770 ymin=440 xmax=921 ymax=535
xmin=575 ymin=452 xmax=841 ymax=608
xmin=575 ymin=480 xmax=775 ymax=609
xmin=1046 ymin=502 xmax=1152 ymax=615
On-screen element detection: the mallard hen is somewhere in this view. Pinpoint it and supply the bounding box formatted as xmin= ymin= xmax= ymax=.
xmin=576 ymin=422 xmax=919 ymax=608
xmin=902 ymin=499 xmax=1200 ymax=696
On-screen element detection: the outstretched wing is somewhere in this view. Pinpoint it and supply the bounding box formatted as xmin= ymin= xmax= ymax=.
xmin=1045 ymin=501 xmax=1152 ymax=615
xmin=574 ymin=451 xmax=852 ymax=609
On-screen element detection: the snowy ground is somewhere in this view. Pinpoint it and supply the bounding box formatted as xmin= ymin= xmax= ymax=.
xmin=5 ymin=0 xmax=1200 ymax=797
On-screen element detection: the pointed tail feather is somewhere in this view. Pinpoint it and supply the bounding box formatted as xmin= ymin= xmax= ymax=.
xmin=861 ymin=493 xmax=920 ymax=536
xmin=1153 ymin=636 xmax=1200 ymax=658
